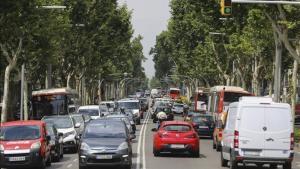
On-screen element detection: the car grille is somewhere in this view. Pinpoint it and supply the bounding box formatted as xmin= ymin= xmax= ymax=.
xmin=87 ymin=158 xmax=121 ymax=163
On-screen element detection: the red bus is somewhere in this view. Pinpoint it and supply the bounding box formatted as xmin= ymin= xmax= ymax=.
xmin=169 ymin=88 xmax=180 ymax=100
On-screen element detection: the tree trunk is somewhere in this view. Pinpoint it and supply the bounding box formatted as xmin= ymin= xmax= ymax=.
xmin=291 ymin=60 xmax=298 ymax=122
xmin=24 ymin=79 xmax=28 ymax=120
xmin=1 ymin=65 xmax=14 ymax=122
xmin=269 ymin=80 xmax=273 ymax=97
xmin=67 ymin=73 xmax=72 ymax=89
xmin=273 ymin=30 xmax=282 ymax=102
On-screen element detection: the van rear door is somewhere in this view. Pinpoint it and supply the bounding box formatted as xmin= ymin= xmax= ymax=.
xmin=263 ymin=106 xmax=292 ymax=158
xmin=239 ymin=106 xmax=265 ymax=156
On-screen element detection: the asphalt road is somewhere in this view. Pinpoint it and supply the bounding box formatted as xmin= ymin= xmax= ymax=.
xmin=43 ymin=112 xmax=300 ymax=169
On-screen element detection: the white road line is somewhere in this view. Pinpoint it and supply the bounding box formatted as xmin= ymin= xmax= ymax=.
xmin=136 ymin=111 xmax=150 ymax=169
xmin=73 ymin=158 xmax=78 ymax=162
xmin=67 ymin=163 xmax=72 ymax=168
xmin=142 ymin=111 xmax=149 ymax=169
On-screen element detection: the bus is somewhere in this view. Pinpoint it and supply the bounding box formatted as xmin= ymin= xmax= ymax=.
xmin=193 ymin=88 xmax=209 ymax=112
xmin=31 ymin=88 xmax=80 ymax=119
xmin=169 ymin=88 xmax=180 ymax=100
xmin=208 ymin=86 xmax=252 ymax=151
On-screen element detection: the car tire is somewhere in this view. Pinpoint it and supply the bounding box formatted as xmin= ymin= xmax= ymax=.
xmin=230 ymin=151 xmax=237 ymax=169
xmin=46 ymin=155 xmax=51 ymax=166
xmin=221 ymin=150 xmax=228 ymax=167
xmin=283 ymin=162 xmax=291 ymax=169
xmin=153 ymin=148 xmax=160 ymax=157
xmin=191 ymin=150 xmax=200 ymax=158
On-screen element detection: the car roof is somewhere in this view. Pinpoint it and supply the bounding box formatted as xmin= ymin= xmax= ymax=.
xmin=88 ymin=119 xmax=126 ymax=126
xmin=118 ymin=99 xmax=139 ymax=103
xmin=78 ymin=105 xmax=99 ymax=109
xmin=161 ymin=120 xmax=191 ymax=126
xmin=1 ymin=120 xmax=45 ymax=127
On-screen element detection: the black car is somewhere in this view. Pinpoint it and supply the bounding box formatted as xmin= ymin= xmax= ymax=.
xmin=152 ymin=106 xmax=174 ymax=123
xmin=46 ymin=124 xmax=64 ymax=162
xmin=116 ymin=111 xmax=136 ymax=132
xmin=105 ymin=114 xmax=136 ymax=140
xmin=191 ymin=115 xmax=214 ymax=138
xmin=78 ymin=119 xmax=132 ymax=169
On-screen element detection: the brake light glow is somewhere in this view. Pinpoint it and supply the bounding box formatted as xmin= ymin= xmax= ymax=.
xmin=158 ymin=132 xmax=168 ymax=138
xmin=234 ymin=130 xmax=239 ymax=148
xmin=186 ymin=133 xmax=197 ymax=138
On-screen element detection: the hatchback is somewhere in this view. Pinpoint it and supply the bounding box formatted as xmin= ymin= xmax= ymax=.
xmin=152 ymin=121 xmax=199 ymax=157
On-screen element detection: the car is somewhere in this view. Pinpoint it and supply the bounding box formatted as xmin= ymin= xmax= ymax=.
xmin=105 ymin=114 xmax=136 ymax=140
xmin=42 ymin=115 xmax=80 ymax=153
xmin=172 ymin=103 xmax=184 ymax=114
xmin=152 ymin=106 xmax=174 ymax=123
xmin=152 ymin=120 xmax=199 ymax=157
xmin=0 ymin=120 xmax=52 ymax=169
xmin=110 ymin=111 xmax=136 ymax=132
xmin=81 ymin=114 xmax=91 ymax=124
xmin=99 ymin=105 xmax=110 ymax=116
xmin=221 ymin=97 xmax=294 ymax=169
xmin=46 ymin=124 xmax=64 ymax=162
xmin=191 ymin=115 xmax=214 ymax=138
xmin=70 ymin=114 xmax=86 ymax=134
xmin=78 ymin=119 xmax=132 ymax=169
xmin=100 ymin=101 xmax=116 ymax=112
xmin=78 ymin=105 xmax=102 ymax=119
xmin=117 ymin=99 xmax=142 ymax=125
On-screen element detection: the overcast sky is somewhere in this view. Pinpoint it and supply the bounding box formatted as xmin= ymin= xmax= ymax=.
xmin=118 ymin=0 xmax=171 ymax=79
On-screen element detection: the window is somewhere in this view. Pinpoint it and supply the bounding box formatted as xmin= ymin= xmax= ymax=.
xmin=163 ymin=125 xmax=191 ymax=132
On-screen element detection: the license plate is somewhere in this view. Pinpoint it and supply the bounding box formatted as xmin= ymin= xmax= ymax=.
xmin=244 ymin=151 xmax=260 ymax=156
xmin=9 ymin=156 xmax=26 ymax=161
xmin=96 ymin=155 xmax=113 ymax=159
xmin=170 ymin=144 xmax=185 ymax=149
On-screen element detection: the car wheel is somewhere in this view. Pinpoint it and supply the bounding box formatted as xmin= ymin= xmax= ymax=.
xmin=191 ymin=150 xmax=199 ymax=158
xmin=46 ymin=155 xmax=51 ymax=166
xmin=230 ymin=152 xmax=237 ymax=169
xmin=283 ymin=162 xmax=291 ymax=169
xmin=269 ymin=164 xmax=277 ymax=168
xmin=153 ymin=148 xmax=160 ymax=157
xmin=221 ymin=150 xmax=228 ymax=167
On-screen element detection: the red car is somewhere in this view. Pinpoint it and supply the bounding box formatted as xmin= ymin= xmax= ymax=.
xmin=152 ymin=121 xmax=200 ymax=157
xmin=0 ymin=120 xmax=51 ymax=169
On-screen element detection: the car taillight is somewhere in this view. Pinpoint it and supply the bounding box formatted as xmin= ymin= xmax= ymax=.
xmin=186 ymin=133 xmax=197 ymax=138
xmin=158 ymin=132 xmax=168 ymax=138
xmin=291 ymin=133 xmax=294 ymax=150
xmin=234 ymin=130 xmax=239 ymax=148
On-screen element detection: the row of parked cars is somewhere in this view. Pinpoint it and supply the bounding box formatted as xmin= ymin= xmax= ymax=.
xmin=0 ymin=98 xmax=146 ymax=169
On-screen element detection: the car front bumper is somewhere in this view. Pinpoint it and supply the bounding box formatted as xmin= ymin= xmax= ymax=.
xmin=0 ymin=149 xmax=44 ymax=168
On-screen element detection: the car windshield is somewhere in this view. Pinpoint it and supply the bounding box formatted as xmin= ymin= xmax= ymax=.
xmin=174 ymin=104 xmax=183 ymax=108
xmin=118 ymin=102 xmax=139 ymax=109
xmin=0 ymin=125 xmax=40 ymax=141
xmin=78 ymin=109 xmax=99 ymax=116
xmin=72 ymin=116 xmax=84 ymax=124
xmin=100 ymin=106 xmax=108 ymax=112
xmin=46 ymin=125 xmax=55 ymax=136
xmin=163 ymin=125 xmax=191 ymax=132
xmin=192 ymin=116 xmax=212 ymax=125
xmin=43 ymin=117 xmax=73 ymax=129
xmin=83 ymin=123 xmax=126 ymax=138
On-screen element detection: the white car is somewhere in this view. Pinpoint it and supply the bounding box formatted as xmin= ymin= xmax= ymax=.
xmin=172 ymin=103 xmax=184 ymax=114
xmin=42 ymin=115 xmax=80 ymax=153
xmin=221 ymin=97 xmax=294 ymax=169
xmin=77 ymin=105 xmax=102 ymax=119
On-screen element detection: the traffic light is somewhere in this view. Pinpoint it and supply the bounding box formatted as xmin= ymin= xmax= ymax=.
xmin=220 ymin=0 xmax=232 ymax=16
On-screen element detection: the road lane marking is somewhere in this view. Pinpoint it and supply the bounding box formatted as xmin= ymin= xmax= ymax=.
xmin=73 ymin=158 xmax=78 ymax=162
xmin=136 ymin=111 xmax=150 ymax=169
xmin=142 ymin=111 xmax=149 ymax=169
xmin=67 ymin=164 xmax=72 ymax=168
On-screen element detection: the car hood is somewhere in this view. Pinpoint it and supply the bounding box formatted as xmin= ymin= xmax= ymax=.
xmin=1 ymin=140 xmax=39 ymax=150
xmin=131 ymin=109 xmax=139 ymax=115
xmin=83 ymin=138 xmax=125 ymax=149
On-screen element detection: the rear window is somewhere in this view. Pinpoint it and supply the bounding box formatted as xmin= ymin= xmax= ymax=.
xmin=83 ymin=123 xmax=126 ymax=138
xmin=0 ymin=125 xmax=41 ymax=141
xmin=79 ymin=109 xmax=99 ymax=116
xmin=163 ymin=125 xmax=191 ymax=132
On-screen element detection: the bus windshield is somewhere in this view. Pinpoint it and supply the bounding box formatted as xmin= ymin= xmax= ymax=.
xmin=223 ymin=92 xmax=251 ymax=106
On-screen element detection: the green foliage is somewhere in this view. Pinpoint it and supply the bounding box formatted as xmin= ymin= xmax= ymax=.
xmin=295 ymin=128 xmax=300 ymax=143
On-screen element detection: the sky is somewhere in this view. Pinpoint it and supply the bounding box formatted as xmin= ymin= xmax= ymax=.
xmin=118 ymin=0 xmax=171 ymax=79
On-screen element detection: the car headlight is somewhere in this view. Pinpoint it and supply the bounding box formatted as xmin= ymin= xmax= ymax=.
xmin=31 ymin=142 xmax=41 ymax=149
xmin=118 ymin=142 xmax=128 ymax=150
xmin=80 ymin=142 xmax=90 ymax=151
xmin=0 ymin=144 xmax=4 ymax=151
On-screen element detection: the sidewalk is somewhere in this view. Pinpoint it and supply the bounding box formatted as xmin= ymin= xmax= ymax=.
xmin=296 ymin=143 xmax=300 ymax=154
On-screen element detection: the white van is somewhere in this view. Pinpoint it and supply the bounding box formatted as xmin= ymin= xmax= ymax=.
xmin=221 ymin=97 xmax=294 ymax=169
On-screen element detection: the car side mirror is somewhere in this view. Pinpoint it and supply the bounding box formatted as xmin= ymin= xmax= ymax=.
xmin=46 ymin=135 xmax=51 ymax=141
xmin=151 ymin=128 xmax=157 ymax=132
xmin=75 ymin=123 xmax=81 ymax=128
xmin=75 ymin=134 xmax=81 ymax=140
xmin=58 ymin=132 xmax=63 ymax=137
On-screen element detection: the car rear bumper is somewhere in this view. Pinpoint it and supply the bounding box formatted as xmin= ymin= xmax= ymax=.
xmin=0 ymin=149 xmax=44 ymax=168
xmin=155 ymin=139 xmax=199 ymax=152
xmin=195 ymin=129 xmax=213 ymax=137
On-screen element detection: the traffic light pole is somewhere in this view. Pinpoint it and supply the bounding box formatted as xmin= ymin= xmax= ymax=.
xmin=232 ymin=0 xmax=300 ymax=5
